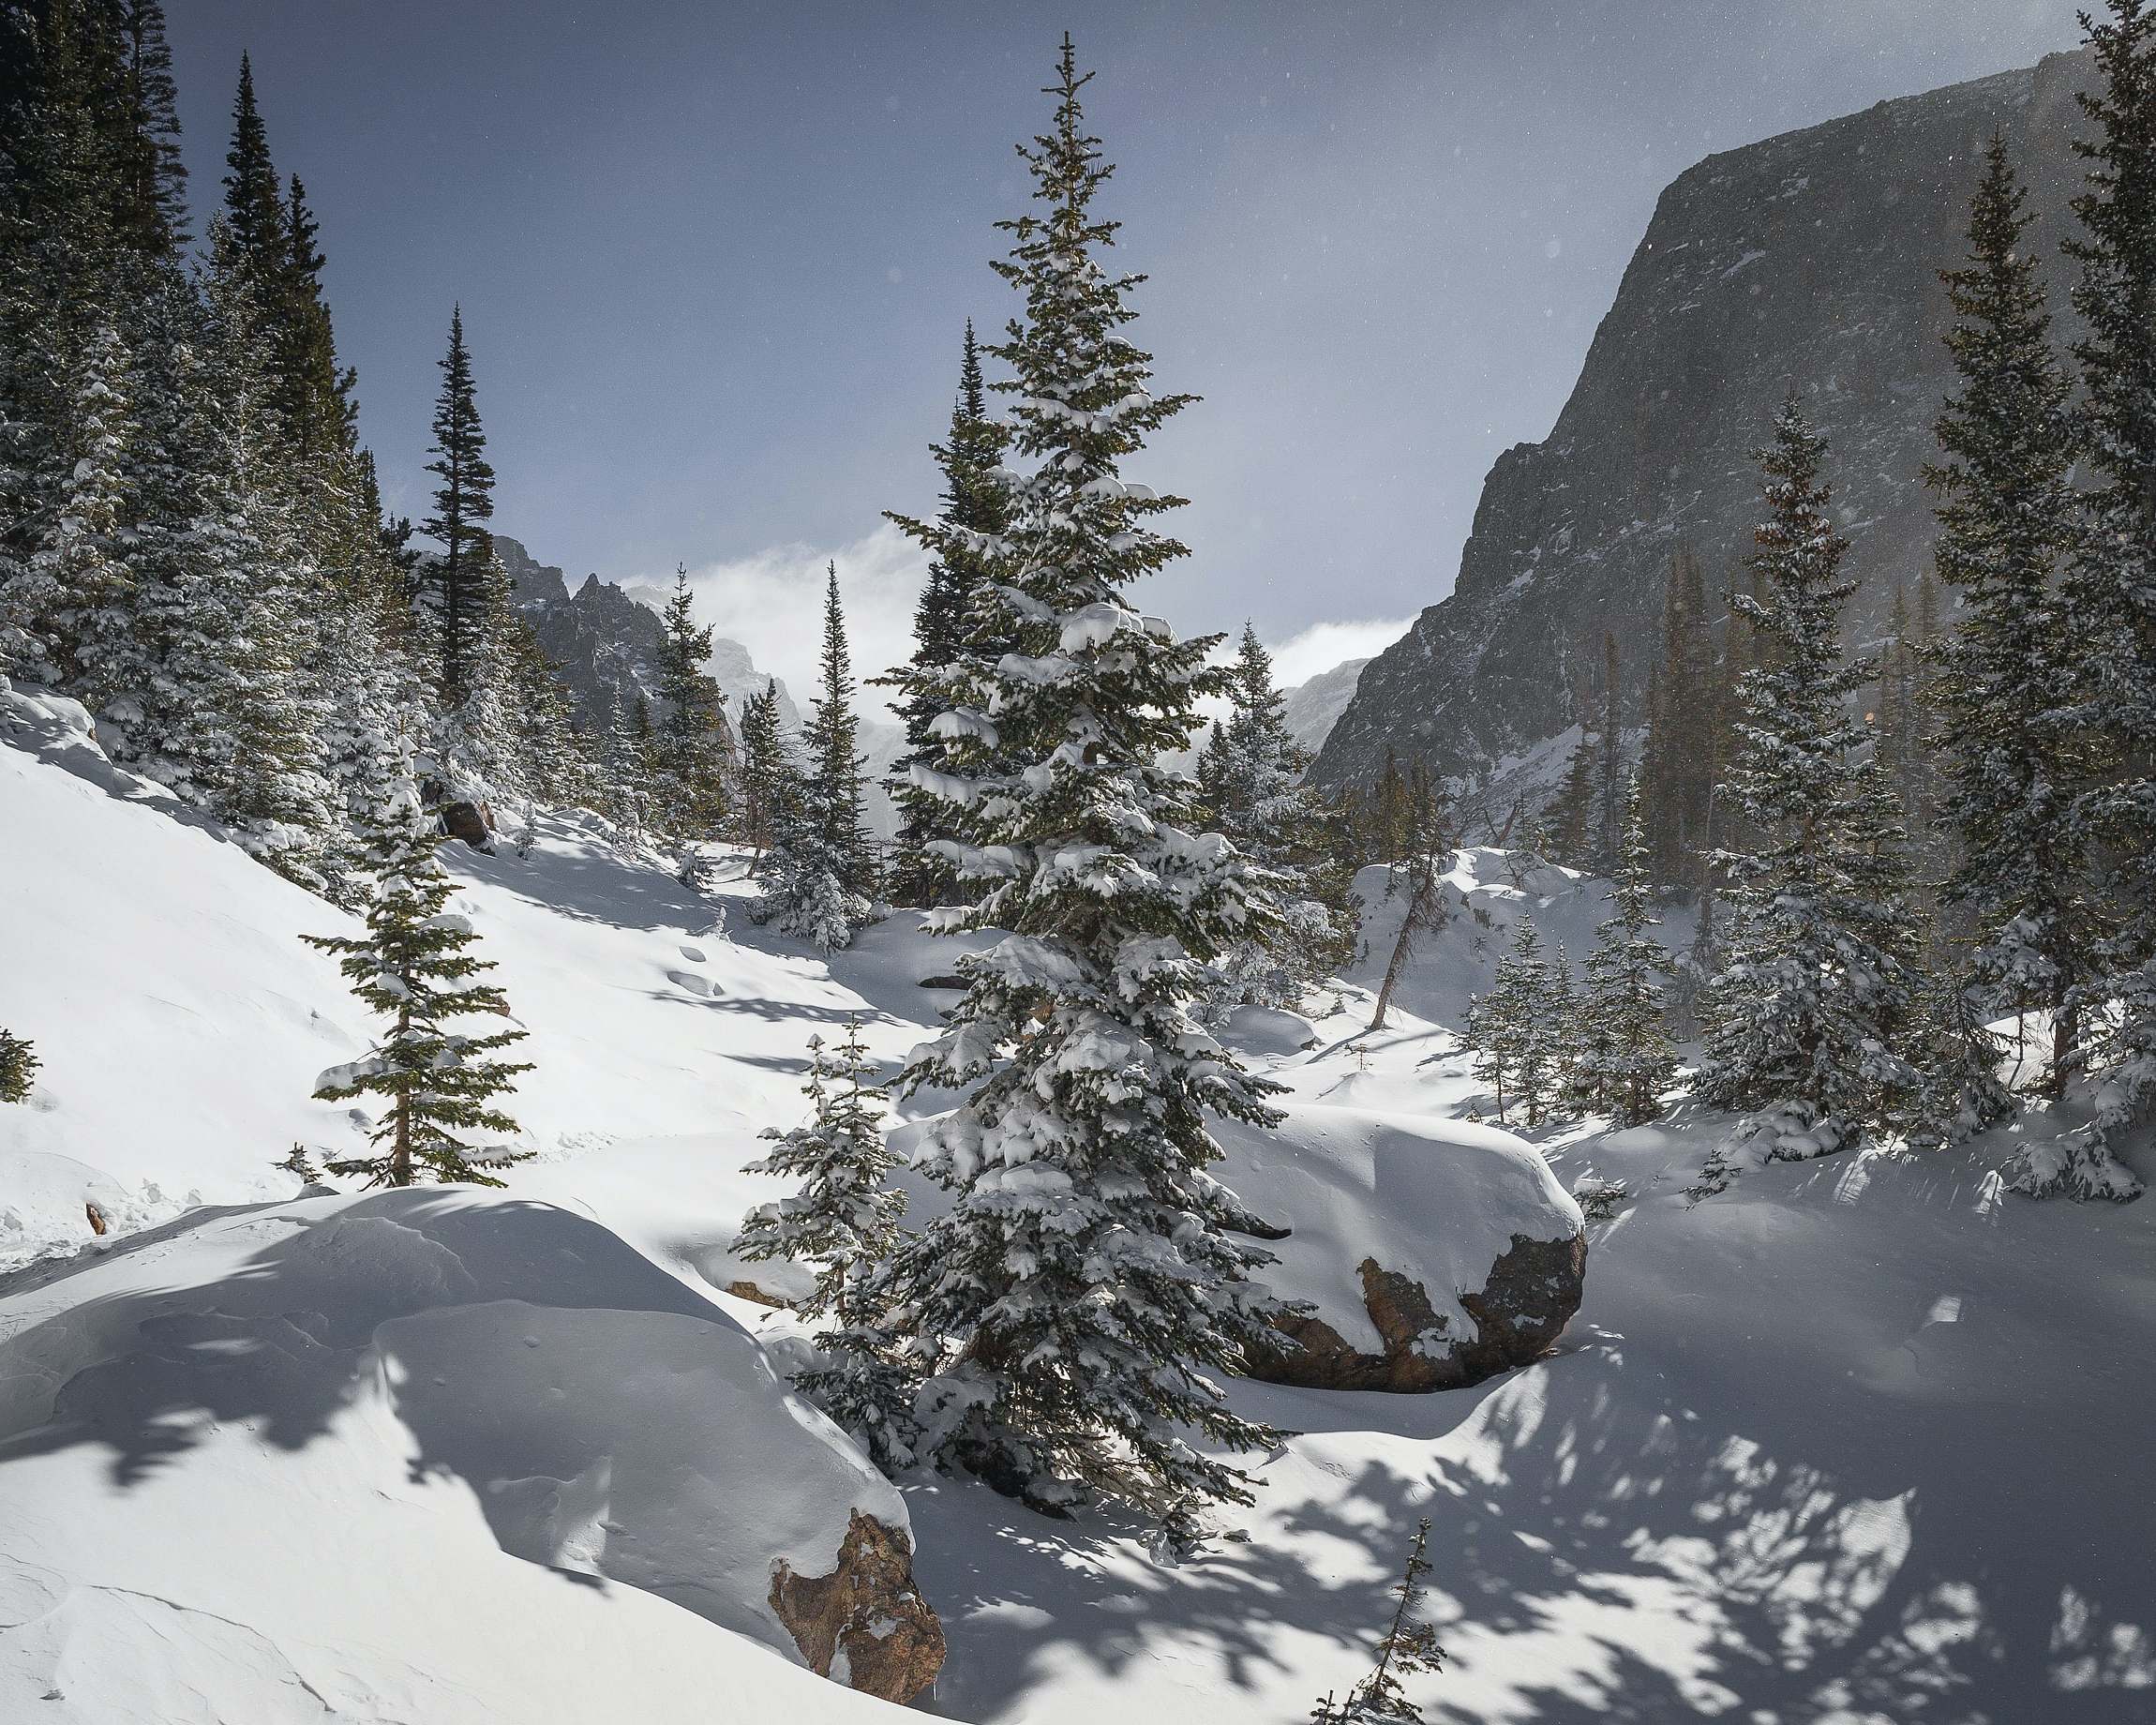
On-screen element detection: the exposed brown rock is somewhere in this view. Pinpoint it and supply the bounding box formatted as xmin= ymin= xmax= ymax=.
xmin=439 ymin=799 xmax=495 ymax=851
xmin=770 ymin=1509 xmax=945 ymax=1704
xmin=1249 ymin=1231 xmax=1586 ymax=1393
xmin=724 ymin=1279 xmax=791 ymax=1309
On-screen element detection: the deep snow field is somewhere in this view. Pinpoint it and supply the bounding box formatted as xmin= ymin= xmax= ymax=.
xmin=2 ymin=692 xmax=2152 ymax=1724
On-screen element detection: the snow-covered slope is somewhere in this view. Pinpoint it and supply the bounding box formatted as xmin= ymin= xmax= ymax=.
xmin=0 ymin=1188 xmax=921 ymax=1724
xmin=4 ymin=706 xmax=2151 ymax=1723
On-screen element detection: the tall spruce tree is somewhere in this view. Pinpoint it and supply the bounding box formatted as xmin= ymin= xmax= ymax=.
xmin=307 ymin=725 xmax=532 ymax=1187
xmin=802 ymin=562 xmax=874 ymax=897
xmin=870 ymin=38 xmax=1286 ymax=1527
xmin=276 ymin=173 xmax=357 ymax=460
xmin=418 ymin=306 xmax=496 ymax=712
xmin=883 ymin=321 xmax=1010 ymax=906
xmin=2053 ymin=0 xmax=2156 ymax=1197
xmin=1926 ymin=134 xmax=2091 ymax=1117
xmin=1197 ymin=622 xmax=1356 ymax=1016
xmin=219 ymin=53 xmax=282 ymax=290
xmin=1570 ymin=778 xmax=1679 ymax=1125
xmin=115 ymin=0 xmax=187 ymax=255
xmin=651 ymin=563 xmax=735 ymax=869
xmin=752 ymin=568 xmax=876 ymax=949
xmin=1695 ymin=398 xmax=1922 ymax=1155
xmin=736 ymin=677 xmax=791 ymax=857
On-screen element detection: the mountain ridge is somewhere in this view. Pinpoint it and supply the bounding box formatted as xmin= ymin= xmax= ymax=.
xmin=1311 ymin=48 xmax=2098 ymax=793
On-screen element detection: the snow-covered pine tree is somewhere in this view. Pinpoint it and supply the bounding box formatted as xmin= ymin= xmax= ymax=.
xmin=1197 ymin=622 xmax=1355 ymax=1017
xmin=736 ymin=677 xmax=791 ymax=857
xmin=1469 ymin=921 xmax=1566 ymax=1128
xmin=1694 ymin=398 xmax=1923 ymax=1156
xmin=499 ymin=605 xmax=586 ymax=808
xmin=186 ymin=223 xmax=338 ymax=885
xmin=752 ymin=569 xmax=876 ymax=950
xmin=1569 ymin=777 xmax=1678 ymax=1126
xmin=314 ymin=594 xmax=426 ymax=906
xmin=306 ymin=723 xmax=532 ymax=1188
xmin=882 ymin=320 xmax=1010 ymax=908
xmin=650 ymin=562 xmax=734 ymax=877
xmin=0 ymin=1028 xmax=37 ymax=1104
xmin=24 ymin=320 xmax=140 ymax=716
xmin=598 ymin=689 xmax=656 ymax=853
xmin=2050 ymin=0 xmax=2156 ymax=1197
xmin=738 ymin=1018 xmax=913 ymax=1467
xmin=805 ymin=562 xmax=876 ymax=896
xmin=1925 ymin=134 xmax=2090 ymax=1118
xmin=1461 ymin=952 xmax=1532 ymax=1128
xmin=871 ymin=37 xmax=1287 ymax=1526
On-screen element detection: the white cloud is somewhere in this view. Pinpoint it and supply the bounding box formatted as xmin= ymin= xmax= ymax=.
xmin=1265 ymin=618 xmax=1412 ymax=690
xmin=666 ymin=527 xmax=1404 ymax=728
xmin=674 ymin=520 xmax=929 ymax=718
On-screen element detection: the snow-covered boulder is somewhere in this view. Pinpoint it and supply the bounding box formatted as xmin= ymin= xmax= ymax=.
xmin=1219 ymin=1102 xmax=1586 ymax=1392
xmin=0 ymin=1189 xmax=943 ymax=1715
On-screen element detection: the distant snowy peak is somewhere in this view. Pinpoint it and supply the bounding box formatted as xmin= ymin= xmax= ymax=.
xmin=1280 ymin=656 xmax=1370 ymax=758
xmin=493 ymin=535 xmax=797 ymax=730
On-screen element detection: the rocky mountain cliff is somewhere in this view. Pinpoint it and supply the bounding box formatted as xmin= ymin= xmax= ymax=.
xmin=1281 ymin=657 xmax=1370 ymax=757
xmin=494 ymin=536 xmax=800 ymax=732
xmin=1311 ymin=49 xmax=2096 ymax=792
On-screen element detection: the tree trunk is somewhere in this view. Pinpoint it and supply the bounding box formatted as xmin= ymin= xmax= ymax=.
xmin=1369 ymin=859 xmax=1439 ymax=1031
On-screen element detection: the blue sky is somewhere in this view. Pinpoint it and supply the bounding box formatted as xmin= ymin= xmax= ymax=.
xmin=167 ymin=1 xmax=2088 ymax=697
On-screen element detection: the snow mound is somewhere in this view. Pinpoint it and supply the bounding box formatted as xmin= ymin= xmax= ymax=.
xmin=0 ymin=1189 xmax=915 ymax=1722
xmin=1218 ymin=1101 xmax=1582 ymax=1356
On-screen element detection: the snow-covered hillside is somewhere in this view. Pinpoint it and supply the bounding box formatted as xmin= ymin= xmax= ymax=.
xmin=3 ymin=711 xmax=2151 ymax=1722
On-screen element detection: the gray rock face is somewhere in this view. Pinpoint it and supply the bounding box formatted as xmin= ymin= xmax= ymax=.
xmin=492 ymin=534 xmax=797 ymax=732
xmin=493 ymin=535 xmax=668 ymax=731
xmin=1311 ymin=50 xmax=2095 ymax=792
xmin=1280 ymin=656 xmax=1370 ymax=758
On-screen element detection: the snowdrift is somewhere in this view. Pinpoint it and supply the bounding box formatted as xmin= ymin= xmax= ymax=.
xmin=0 ymin=1188 xmax=938 ymax=1720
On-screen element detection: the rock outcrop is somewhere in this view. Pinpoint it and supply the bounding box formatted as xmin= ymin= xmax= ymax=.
xmin=1313 ymin=50 xmax=2098 ymax=793
xmin=1212 ymin=1101 xmax=1587 ymax=1395
xmin=1253 ymin=1232 xmax=1586 ymax=1393
xmin=491 ymin=533 xmax=798 ymax=734
xmin=770 ymin=1510 xmax=947 ymax=1705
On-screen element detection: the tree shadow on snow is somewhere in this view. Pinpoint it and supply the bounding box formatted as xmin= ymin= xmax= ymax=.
xmin=0 ymin=1192 xmax=725 ymax=1490
xmin=909 ymin=1327 xmax=2156 ymax=1723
